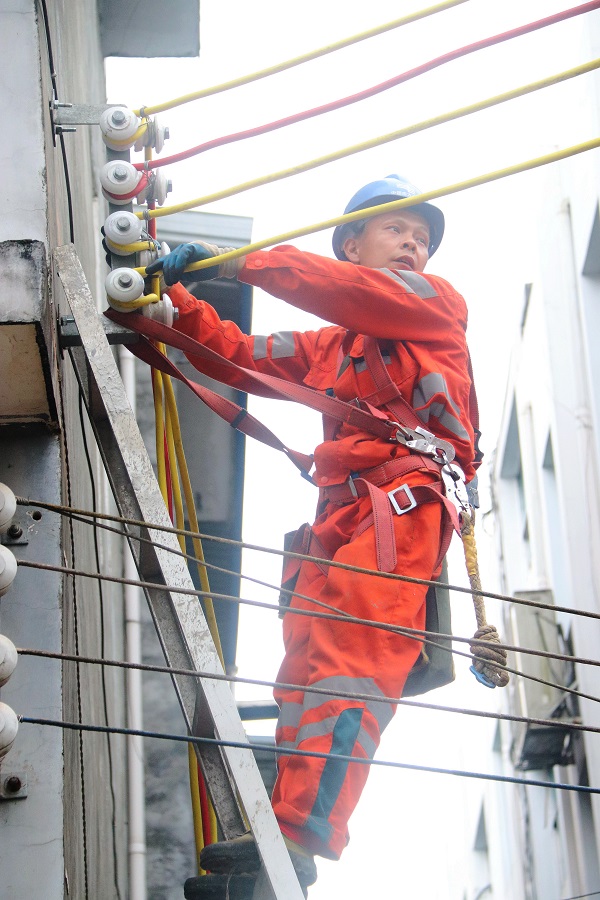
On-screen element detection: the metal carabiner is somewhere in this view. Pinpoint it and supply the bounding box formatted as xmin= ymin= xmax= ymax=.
xmin=441 ymin=462 xmax=470 ymax=515
xmin=391 ymin=423 xmax=456 ymax=463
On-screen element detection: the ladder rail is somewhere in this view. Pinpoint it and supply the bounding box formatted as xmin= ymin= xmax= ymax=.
xmin=54 ymin=243 xmax=305 ymax=900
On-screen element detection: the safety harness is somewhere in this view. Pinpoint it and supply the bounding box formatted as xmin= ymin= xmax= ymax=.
xmin=105 ymin=310 xmax=469 ymax=569
xmin=104 ymin=308 xmax=508 ymax=690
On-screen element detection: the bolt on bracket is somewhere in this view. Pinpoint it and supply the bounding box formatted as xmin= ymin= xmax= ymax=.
xmin=0 ymin=773 xmax=28 ymax=801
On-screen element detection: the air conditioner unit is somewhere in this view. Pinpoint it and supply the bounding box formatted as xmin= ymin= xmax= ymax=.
xmin=507 ymin=591 xmax=575 ymax=771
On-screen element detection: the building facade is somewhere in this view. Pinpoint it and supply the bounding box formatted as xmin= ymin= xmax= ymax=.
xmin=461 ymin=22 xmax=600 ymax=896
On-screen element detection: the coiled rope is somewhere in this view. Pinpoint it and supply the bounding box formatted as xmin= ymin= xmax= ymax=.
xmin=461 ymin=508 xmax=509 ymax=688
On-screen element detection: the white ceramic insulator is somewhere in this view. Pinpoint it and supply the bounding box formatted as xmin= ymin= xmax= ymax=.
xmin=104 ymin=211 xmax=143 ymax=247
xmin=100 ymin=106 xmax=142 ymax=150
xmin=0 ymin=635 xmax=17 ymax=688
xmin=100 ymin=161 xmax=142 ymax=204
xmin=134 ymin=115 xmax=168 ymax=154
xmin=141 ymin=240 xmax=171 ymax=270
xmin=0 ymin=546 xmax=17 ymax=597
xmin=0 ymin=484 xmax=17 ymax=534
xmin=137 ymin=248 xmax=155 ymax=270
xmin=152 ymin=170 xmax=170 ymax=206
xmin=141 ymin=295 xmax=175 ymax=327
xmin=153 ymin=117 xmax=168 ymax=154
xmin=0 ymin=703 xmax=19 ymax=759
xmin=105 ymin=269 xmax=145 ymax=305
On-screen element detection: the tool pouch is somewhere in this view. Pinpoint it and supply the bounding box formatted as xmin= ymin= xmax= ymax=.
xmin=402 ymin=558 xmax=455 ymax=697
xmin=278 ymin=523 xmax=312 ymax=618
xmin=278 ymin=523 xmax=331 ymax=617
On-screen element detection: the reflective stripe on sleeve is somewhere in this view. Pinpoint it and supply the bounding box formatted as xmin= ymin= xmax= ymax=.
xmin=413 ymin=372 xmax=470 ymax=440
xmin=252 ymin=331 xmax=296 ymax=360
xmin=381 ymin=268 xmax=439 ymax=299
xmin=252 ymin=335 xmax=268 ymax=360
xmin=271 ymin=331 xmax=296 ymax=358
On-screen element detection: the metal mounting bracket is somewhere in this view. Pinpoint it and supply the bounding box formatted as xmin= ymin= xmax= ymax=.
xmin=58 ymin=314 xmax=139 ymax=350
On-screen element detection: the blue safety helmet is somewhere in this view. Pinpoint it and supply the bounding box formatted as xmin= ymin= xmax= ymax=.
xmin=332 ymin=174 xmax=445 ymax=260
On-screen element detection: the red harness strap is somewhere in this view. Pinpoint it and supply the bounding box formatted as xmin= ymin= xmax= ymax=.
xmin=105 ymin=310 xmax=406 ymax=445
xmin=362 ymin=335 xmax=427 ymax=430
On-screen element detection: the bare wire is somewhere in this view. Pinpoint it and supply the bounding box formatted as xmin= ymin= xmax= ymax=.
xmin=16 ymin=558 xmax=600 ymax=708
xmin=16 ymin=645 xmax=596 ymax=739
xmin=19 ymin=715 xmax=600 ymax=797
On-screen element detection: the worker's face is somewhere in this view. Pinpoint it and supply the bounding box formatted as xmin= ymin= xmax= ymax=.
xmin=342 ymin=210 xmax=430 ymax=273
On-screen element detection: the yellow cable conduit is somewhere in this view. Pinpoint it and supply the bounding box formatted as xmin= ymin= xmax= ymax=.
xmin=133 ymin=0 xmax=468 ymax=116
xmin=136 ymin=58 xmax=600 ymax=225
xmin=153 ymin=355 xmax=222 ymax=865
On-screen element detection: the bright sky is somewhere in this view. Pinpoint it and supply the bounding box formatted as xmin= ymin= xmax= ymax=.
xmin=106 ymin=2 xmax=597 ymax=896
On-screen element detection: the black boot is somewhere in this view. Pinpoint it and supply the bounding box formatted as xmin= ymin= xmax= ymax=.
xmin=200 ymin=832 xmax=317 ymax=894
xmin=184 ymin=873 xmax=256 ymax=899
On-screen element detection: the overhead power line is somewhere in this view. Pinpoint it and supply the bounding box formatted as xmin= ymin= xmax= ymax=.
xmin=15 ymin=557 xmax=600 ymax=705
xmin=17 ymin=645 xmax=595 ymax=738
xmin=17 ymin=496 xmax=600 ymax=626
xmin=139 ymin=60 xmax=600 ymax=223
xmin=133 ymin=0 xmax=468 ymax=116
xmin=20 ymin=715 xmax=600 ymax=797
xmin=136 ymin=2 xmax=600 ymax=171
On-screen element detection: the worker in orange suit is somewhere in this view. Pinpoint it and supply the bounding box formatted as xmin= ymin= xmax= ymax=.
xmin=147 ymin=175 xmax=481 ymax=896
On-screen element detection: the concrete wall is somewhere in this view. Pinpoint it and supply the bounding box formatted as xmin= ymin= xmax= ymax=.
xmin=0 ymin=2 xmax=128 ymax=897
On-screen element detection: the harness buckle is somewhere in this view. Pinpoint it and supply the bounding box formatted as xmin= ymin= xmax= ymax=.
xmin=390 ymin=423 xmax=456 ymax=463
xmin=388 ymin=483 xmax=417 ymax=516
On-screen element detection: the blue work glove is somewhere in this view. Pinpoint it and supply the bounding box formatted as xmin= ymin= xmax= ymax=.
xmin=146 ymin=241 xmax=219 ymax=286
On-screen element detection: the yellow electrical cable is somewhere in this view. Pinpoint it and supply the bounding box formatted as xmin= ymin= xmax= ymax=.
xmin=137 ymin=57 xmax=600 ymax=223
xmin=164 ymin=397 xmax=186 ymax=556
xmin=153 ymin=368 xmax=168 ymax=500
xmin=145 ymin=120 xmax=217 ymax=859
xmin=106 ymin=293 xmax=159 ymax=311
xmin=163 ymin=373 xmax=215 ymax=865
xmin=133 ymin=0 xmax=468 ymax=116
xmin=105 ymin=239 xmax=157 ymax=254
xmin=153 ymin=361 xmax=211 ymax=866
xmin=137 ymin=133 xmax=600 ymax=280
xmin=162 ymin=373 xmax=225 ymax=663
xmin=107 ymin=121 xmax=149 ymax=148
xmin=161 ymin=356 xmax=225 ymax=846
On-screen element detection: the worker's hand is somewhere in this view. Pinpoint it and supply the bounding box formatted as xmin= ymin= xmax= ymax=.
xmin=146 ymin=241 xmax=220 ymax=286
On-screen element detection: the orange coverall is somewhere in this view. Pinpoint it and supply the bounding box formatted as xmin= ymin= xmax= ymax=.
xmin=169 ymin=245 xmax=478 ymax=859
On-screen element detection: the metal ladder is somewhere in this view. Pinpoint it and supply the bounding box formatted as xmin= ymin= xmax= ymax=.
xmin=54 ymin=243 xmax=305 ymax=900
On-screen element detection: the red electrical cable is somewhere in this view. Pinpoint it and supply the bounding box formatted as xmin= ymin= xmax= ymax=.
xmin=197 ymin=763 xmax=213 ymax=849
xmin=135 ymin=1 xmax=600 ymax=172
xmin=103 ymin=172 xmax=150 ymax=203
xmin=147 ymin=199 xmax=157 ymax=240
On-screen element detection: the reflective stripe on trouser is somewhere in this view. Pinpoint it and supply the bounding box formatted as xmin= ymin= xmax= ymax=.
xmin=271 ymin=469 xmax=442 ymax=860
